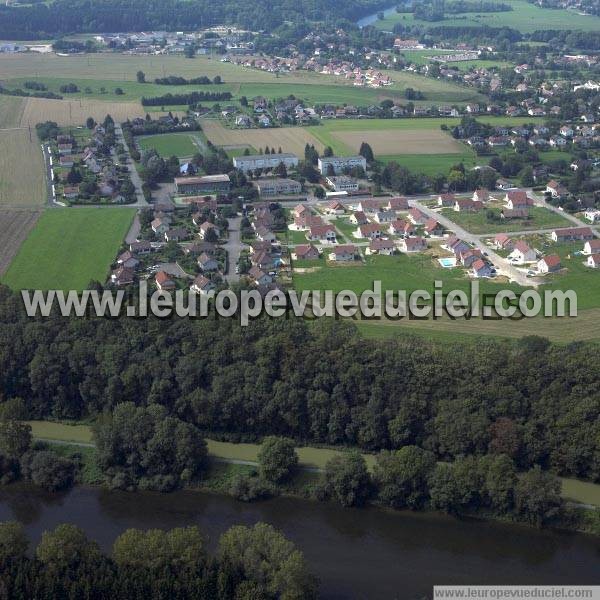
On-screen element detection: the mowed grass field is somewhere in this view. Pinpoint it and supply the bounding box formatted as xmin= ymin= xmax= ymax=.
xmin=25 ymin=420 xmax=600 ymax=506
xmin=0 ymin=129 xmax=46 ymax=206
xmin=374 ymin=0 xmax=600 ymax=33
xmin=0 ymin=209 xmax=41 ymax=275
xmin=440 ymin=206 xmax=573 ymax=234
xmin=2 ymin=208 xmax=135 ymax=291
xmin=137 ymin=132 xmax=201 ymax=158
xmin=202 ymin=118 xmax=325 ymax=155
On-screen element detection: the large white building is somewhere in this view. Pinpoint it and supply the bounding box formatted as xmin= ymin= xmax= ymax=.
xmin=233 ymin=153 xmax=298 ymax=173
xmin=317 ymin=155 xmax=367 ymax=175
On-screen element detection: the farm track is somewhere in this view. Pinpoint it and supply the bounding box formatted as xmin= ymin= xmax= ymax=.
xmin=0 ymin=209 xmax=41 ymax=275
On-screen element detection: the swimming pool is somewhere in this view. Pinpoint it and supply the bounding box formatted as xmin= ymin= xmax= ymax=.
xmin=438 ymin=257 xmax=457 ymax=268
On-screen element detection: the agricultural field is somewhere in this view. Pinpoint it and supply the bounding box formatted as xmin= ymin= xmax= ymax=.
xmin=0 ymin=209 xmax=41 ymax=275
xmin=136 ymin=132 xmax=203 ymax=158
xmin=379 ymin=152 xmax=477 ymax=176
xmin=201 ymin=118 xmax=324 ymax=155
xmin=0 ymin=52 xmax=486 ymax=108
xmin=0 ymin=95 xmax=25 ymax=128
xmin=441 ymin=206 xmax=573 ymax=234
xmin=0 ymin=128 xmax=46 ymax=206
xmin=330 ymin=128 xmax=466 ymax=155
xmin=2 ymin=207 xmax=135 ymax=291
xmin=373 ymin=0 xmax=600 ymax=33
xmin=17 ymin=97 xmax=149 ymax=127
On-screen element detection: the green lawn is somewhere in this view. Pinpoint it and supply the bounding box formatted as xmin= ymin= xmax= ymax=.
xmin=440 ymin=206 xmax=572 ymax=234
xmin=137 ymin=132 xmax=201 ymax=157
xmin=2 ymin=208 xmax=135 ymax=291
xmin=373 ymin=0 xmax=600 ymax=33
xmin=379 ymin=152 xmax=477 ymax=175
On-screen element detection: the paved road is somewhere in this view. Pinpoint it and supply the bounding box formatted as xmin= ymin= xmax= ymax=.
xmin=125 ymin=213 xmax=141 ymax=245
xmin=530 ymin=191 xmax=599 ymax=237
xmin=223 ymin=216 xmax=247 ymax=283
xmin=114 ymin=123 xmax=148 ymax=207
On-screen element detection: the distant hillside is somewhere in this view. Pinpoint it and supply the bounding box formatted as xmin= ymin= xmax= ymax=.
xmin=0 ymin=0 xmax=389 ymax=39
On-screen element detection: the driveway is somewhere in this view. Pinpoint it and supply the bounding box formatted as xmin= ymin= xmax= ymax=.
xmin=223 ymin=216 xmax=246 ymax=283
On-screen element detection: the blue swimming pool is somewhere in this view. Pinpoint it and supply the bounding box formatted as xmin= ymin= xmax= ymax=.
xmin=438 ymin=257 xmax=457 ymax=268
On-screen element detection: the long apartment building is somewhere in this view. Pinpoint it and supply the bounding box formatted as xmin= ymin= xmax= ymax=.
xmin=317 ymin=155 xmax=367 ymax=175
xmin=233 ymin=153 xmax=299 ymax=173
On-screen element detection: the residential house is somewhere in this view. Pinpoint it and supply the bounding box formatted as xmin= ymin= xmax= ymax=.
xmin=116 ymin=251 xmax=139 ymax=270
xmin=546 ymin=180 xmax=568 ymax=198
xmin=307 ymin=224 xmax=336 ymax=243
xmin=198 ymin=252 xmax=219 ymax=272
xmin=386 ymin=196 xmax=409 ymax=211
xmin=510 ymin=240 xmax=537 ymax=263
xmin=454 ymin=198 xmax=482 ymax=212
xmin=255 ymin=226 xmax=277 ymax=243
xmin=151 ymin=217 xmax=171 ymax=235
xmin=110 ymin=266 xmax=135 ymax=286
xmin=358 ymin=198 xmax=383 ymax=214
xmin=399 ymin=236 xmax=427 ymax=253
xmin=164 ymin=227 xmax=189 ymax=242
xmin=472 ymin=189 xmax=490 ymax=203
xmin=505 ymin=190 xmax=533 ymax=210
xmin=349 ymin=211 xmax=368 ymax=225
xmin=190 ymin=275 xmax=216 ymax=295
xmin=446 ymin=236 xmax=471 ymax=256
xmin=438 ymin=193 xmax=455 ymax=208
xmin=329 ymin=245 xmax=356 ymax=261
xmin=552 ymin=227 xmax=594 ymax=242
xmin=537 ymin=254 xmax=561 ymax=273
xmin=293 ymin=244 xmax=320 ymax=260
xmin=502 ymin=208 xmax=529 ymax=220
xmin=583 ymin=240 xmax=600 ymax=255
xmin=388 ymin=220 xmax=414 ymax=237
xmin=459 ymin=249 xmax=483 ymax=268
xmin=325 ymin=200 xmax=346 ymax=215
xmin=424 ymin=219 xmax=444 ymax=237
xmin=493 ymin=234 xmax=514 ymax=251
xmin=408 ymin=208 xmax=427 ymax=225
xmin=584 ymin=209 xmax=600 ymax=224
xmin=586 ymin=254 xmax=600 ymax=269
xmin=129 ymin=241 xmax=153 ymax=254
xmin=356 ymin=223 xmax=381 ymax=239
xmin=366 ymin=238 xmax=395 ymax=256
xmin=155 ymin=271 xmax=176 ymax=290
xmin=471 ymin=259 xmax=492 ymax=278
xmin=198 ymin=221 xmax=220 ymax=240
xmin=374 ymin=210 xmax=396 ymax=224
xmin=248 ymin=266 xmax=273 ymax=286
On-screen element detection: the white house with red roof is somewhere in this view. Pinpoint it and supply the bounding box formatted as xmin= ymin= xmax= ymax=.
xmin=583 ymin=239 xmax=600 ymax=255
xmin=586 ymin=254 xmax=600 ymax=268
xmin=509 ymin=240 xmax=537 ymax=263
xmin=537 ymin=254 xmax=562 ymax=273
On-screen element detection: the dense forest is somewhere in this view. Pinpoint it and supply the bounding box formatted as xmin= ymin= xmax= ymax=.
xmin=0 ymin=0 xmax=387 ymax=39
xmin=0 ymin=285 xmax=598 ymax=483
xmin=0 ymin=520 xmax=318 ymax=598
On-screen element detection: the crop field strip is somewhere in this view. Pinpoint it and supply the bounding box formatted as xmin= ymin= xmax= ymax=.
xmin=0 ymin=209 xmax=42 ymax=275
xmin=0 ymin=95 xmax=26 ymax=128
xmin=201 ymin=118 xmax=325 ymax=155
xmin=0 ymin=128 xmax=46 ymax=207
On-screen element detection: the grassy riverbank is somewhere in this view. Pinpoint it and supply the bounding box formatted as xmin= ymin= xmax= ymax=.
xmin=27 ymin=421 xmax=600 ymax=508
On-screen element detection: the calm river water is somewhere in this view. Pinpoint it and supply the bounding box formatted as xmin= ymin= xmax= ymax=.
xmin=0 ymin=485 xmax=598 ymax=599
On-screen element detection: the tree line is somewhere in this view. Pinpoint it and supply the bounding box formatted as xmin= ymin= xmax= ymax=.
xmin=141 ymin=90 xmax=232 ymax=106
xmin=0 ymin=520 xmax=317 ymax=599
xmin=0 ymin=286 xmax=598 ymax=484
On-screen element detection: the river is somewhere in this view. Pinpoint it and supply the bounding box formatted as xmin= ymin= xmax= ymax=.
xmin=0 ymin=484 xmax=598 ymax=599
xmin=357 ymin=4 xmax=410 ymax=28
